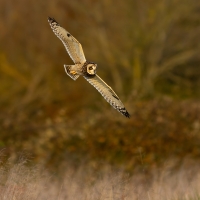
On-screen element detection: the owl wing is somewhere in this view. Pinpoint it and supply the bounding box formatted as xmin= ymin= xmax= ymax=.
xmin=48 ymin=17 xmax=86 ymax=64
xmin=84 ymin=74 xmax=130 ymax=118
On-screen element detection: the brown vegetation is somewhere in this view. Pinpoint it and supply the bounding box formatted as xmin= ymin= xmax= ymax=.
xmin=0 ymin=157 xmax=200 ymax=200
xmin=0 ymin=0 xmax=200 ymax=174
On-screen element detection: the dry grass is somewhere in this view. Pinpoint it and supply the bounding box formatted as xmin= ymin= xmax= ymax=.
xmin=0 ymin=155 xmax=200 ymax=200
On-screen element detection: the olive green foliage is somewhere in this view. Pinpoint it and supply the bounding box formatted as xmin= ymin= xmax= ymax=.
xmin=0 ymin=0 xmax=200 ymax=171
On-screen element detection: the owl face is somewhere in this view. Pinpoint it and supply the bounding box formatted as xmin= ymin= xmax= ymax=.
xmin=87 ymin=63 xmax=97 ymax=75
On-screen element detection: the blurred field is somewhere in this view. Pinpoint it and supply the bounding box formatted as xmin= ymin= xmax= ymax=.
xmin=1 ymin=156 xmax=200 ymax=200
xmin=0 ymin=0 xmax=200 ymax=187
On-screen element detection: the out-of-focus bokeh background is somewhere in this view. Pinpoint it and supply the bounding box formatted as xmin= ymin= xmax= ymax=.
xmin=1 ymin=0 xmax=200 ymax=174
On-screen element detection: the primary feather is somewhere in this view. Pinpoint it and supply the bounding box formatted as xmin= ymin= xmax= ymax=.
xmin=84 ymin=74 xmax=130 ymax=118
xmin=48 ymin=17 xmax=86 ymax=64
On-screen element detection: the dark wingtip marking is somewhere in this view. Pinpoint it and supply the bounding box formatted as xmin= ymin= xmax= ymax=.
xmin=48 ymin=17 xmax=55 ymax=22
xmin=122 ymin=110 xmax=130 ymax=118
xmin=48 ymin=17 xmax=59 ymax=25
xmin=124 ymin=111 xmax=130 ymax=118
xmin=119 ymin=108 xmax=130 ymax=118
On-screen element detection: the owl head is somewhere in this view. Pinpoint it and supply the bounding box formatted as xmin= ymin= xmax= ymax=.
xmin=87 ymin=63 xmax=97 ymax=75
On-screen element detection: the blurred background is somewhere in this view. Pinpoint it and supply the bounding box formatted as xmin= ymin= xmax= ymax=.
xmin=0 ymin=0 xmax=200 ymax=174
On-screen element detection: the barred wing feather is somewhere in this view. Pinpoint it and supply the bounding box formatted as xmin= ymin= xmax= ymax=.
xmin=84 ymin=75 xmax=130 ymax=118
xmin=48 ymin=17 xmax=86 ymax=64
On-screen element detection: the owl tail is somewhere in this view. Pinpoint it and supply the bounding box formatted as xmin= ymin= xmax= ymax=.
xmin=64 ymin=65 xmax=80 ymax=81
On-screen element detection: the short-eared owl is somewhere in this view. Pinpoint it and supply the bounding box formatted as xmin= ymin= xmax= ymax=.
xmin=48 ymin=17 xmax=130 ymax=118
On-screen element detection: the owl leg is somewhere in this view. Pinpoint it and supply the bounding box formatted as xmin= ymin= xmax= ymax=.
xmin=64 ymin=65 xmax=80 ymax=81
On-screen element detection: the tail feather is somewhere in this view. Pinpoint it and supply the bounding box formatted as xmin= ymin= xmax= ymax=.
xmin=64 ymin=65 xmax=79 ymax=81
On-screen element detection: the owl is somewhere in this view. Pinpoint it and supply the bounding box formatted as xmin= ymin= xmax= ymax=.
xmin=48 ymin=17 xmax=130 ymax=118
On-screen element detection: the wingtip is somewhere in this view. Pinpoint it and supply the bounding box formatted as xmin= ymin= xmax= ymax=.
xmin=119 ymin=107 xmax=130 ymax=118
xmin=48 ymin=16 xmax=53 ymax=22
xmin=124 ymin=111 xmax=131 ymax=118
xmin=48 ymin=17 xmax=59 ymax=25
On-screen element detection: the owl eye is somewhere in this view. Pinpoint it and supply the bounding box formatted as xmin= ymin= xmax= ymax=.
xmin=89 ymin=66 xmax=93 ymax=70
